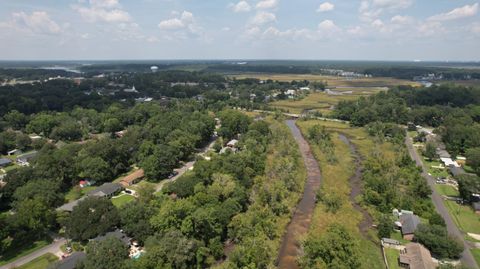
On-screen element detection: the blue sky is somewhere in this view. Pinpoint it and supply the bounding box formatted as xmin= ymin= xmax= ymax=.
xmin=0 ymin=0 xmax=479 ymax=61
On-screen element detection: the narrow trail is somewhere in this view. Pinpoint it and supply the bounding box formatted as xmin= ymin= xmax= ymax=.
xmin=277 ymin=120 xmax=322 ymax=269
xmin=338 ymin=134 xmax=374 ymax=239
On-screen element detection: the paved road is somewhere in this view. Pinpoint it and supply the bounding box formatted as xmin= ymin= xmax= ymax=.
xmin=405 ymin=136 xmax=478 ymax=269
xmin=0 ymin=238 xmax=66 ymax=269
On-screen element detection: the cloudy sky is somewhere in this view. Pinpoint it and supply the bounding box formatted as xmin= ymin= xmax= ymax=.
xmin=0 ymin=0 xmax=479 ymax=61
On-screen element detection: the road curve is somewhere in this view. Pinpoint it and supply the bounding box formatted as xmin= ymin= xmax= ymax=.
xmin=277 ymin=120 xmax=322 ymax=269
xmin=405 ymin=136 xmax=478 ymax=269
xmin=0 ymin=238 xmax=66 ymax=269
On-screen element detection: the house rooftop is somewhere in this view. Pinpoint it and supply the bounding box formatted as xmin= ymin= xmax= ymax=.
xmin=54 ymin=252 xmax=86 ymax=269
xmin=17 ymin=151 xmax=38 ymax=160
xmin=0 ymin=158 xmax=12 ymax=166
xmin=56 ymin=197 xmax=86 ymax=212
xmin=92 ymin=229 xmax=131 ymax=246
xmin=399 ymin=243 xmax=435 ymax=269
xmin=120 ymin=169 xmax=144 ymax=186
xmin=400 ymin=213 xmax=420 ymax=235
xmin=87 ymin=183 xmax=122 ymax=197
xmin=449 ymin=165 xmax=466 ymax=178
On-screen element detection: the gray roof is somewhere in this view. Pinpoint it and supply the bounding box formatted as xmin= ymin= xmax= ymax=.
xmin=56 ymin=197 xmax=86 ymax=212
xmin=0 ymin=158 xmax=12 ymax=166
xmin=52 ymin=252 xmax=86 ymax=269
xmin=448 ymin=165 xmax=465 ymax=177
xmin=92 ymin=229 xmax=131 ymax=246
xmin=87 ymin=183 xmax=122 ymax=197
xmin=400 ymin=213 xmax=421 ymax=235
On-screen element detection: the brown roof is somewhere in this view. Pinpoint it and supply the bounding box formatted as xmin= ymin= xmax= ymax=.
xmin=399 ymin=243 xmax=436 ymax=269
xmin=120 ymin=169 xmax=144 ymax=186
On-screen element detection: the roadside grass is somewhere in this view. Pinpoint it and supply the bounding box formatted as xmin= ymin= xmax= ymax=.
xmin=384 ymin=248 xmax=401 ymax=269
xmin=423 ymin=159 xmax=449 ymax=178
xmin=435 ymin=184 xmax=459 ymax=197
xmin=0 ymin=238 xmax=51 ymax=266
xmin=112 ymin=194 xmax=136 ymax=208
xmin=17 ymin=253 xmax=58 ymax=269
xmin=228 ymin=74 xmax=419 ymax=87
xmin=297 ymin=120 xmax=385 ymax=269
xmin=471 ymin=248 xmax=480 ymax=267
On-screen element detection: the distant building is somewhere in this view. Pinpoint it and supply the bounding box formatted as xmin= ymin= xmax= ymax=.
xmin=227 ymin=139 xmax=239 ymax=148
xmin=150 ymin=66 xmax=159 ymax=73
xmin=120 ymin=169 xmax=144 ymax=187
xmin=448 ymin=165 xmax=466 ymax=178
xmin=87 ymin=183 xmax=123 ymax=198
xmin=395 ymin=212 xmax=420 ymax=240
xmin=92 ymin=229 xmax=131 ymax=247
xmin=123 ymin=85 xmax=138 ymax=93
xmin=398 ymin=243 xmax=435 ymax=269
xmin=52 ymin=251 xmax=86 ymax=269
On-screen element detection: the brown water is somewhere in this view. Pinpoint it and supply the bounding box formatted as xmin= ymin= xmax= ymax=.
xmin=277 ymin=120 xmax=322 ymax=269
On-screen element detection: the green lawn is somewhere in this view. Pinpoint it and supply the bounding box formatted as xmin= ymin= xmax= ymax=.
xmin=0 ymin=239 xmax=51 ymax=266
xmin=384 ymin=248 xmax=400 ymax=269
xmin=17 ymin=253 xmax=58 ymax=269
xmin=435 ymin=184 xmax=459 ymax=197
xmin=471 ymin=248 xmax=480 ymax=267
xmin=423 ymin=159 xmax=449 ymax=178
xmin=64 ymin=186 xmax=96 ymax=202
xmin=444 ymin=199 xmax=480 ymax=234
xmin=112 ymin=194 xmax=135 ymax=207
xmin=390 ymin=231 xmax=410 ymax=245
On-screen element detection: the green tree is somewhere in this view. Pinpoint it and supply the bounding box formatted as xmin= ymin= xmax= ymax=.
xmin=15 ymin=133 xmax=31 ymax=151
xmin=12 ymin=197 xmax=55 ymax=238
xmin=457 ymin=174 xmax=480 ymax=203
xmin=103 ymin=118 xmax=122 ymax=134
xmin=66 ymin=197 xmax=120 ymax=241
xmin=466 ymin=147 xmax=480 ymax=176
xmin=3 ymin=110 xmax=28 ymax=130
xmin=414 ymin=224 xmax=464 ymax=259
xmin=78 ymin=156 xmax=112 ymax=183
xmin=83 ymin=237 xmax=128 ymax=269
xmin=141 ymin=145 xmax=179 ymax=181
xmin=119 ymin=202 xmax=153 ymax=244
xmin=378 ymin=215 xmax=392 ymax=239
xmin=424 ymin=141 xmax=437 ymax=161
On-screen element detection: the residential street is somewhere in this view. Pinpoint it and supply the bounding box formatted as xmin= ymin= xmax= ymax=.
xmin=0 ymin=238 xmax=66 ymax=269
xmin=405 ymin=136 xmax=478 ymax=269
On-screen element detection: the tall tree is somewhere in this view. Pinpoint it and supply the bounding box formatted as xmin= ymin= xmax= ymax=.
xmin=82 ymin=237 xmax=128 ymax=269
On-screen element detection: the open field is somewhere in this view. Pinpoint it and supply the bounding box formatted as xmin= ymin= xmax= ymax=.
xmin=471 ymin=249 xmax=480 ymax=267
xmin=17 ymin=253 xmax=58 ymax=269
xmin=297 ymin=120 xmax=386 ymax=269
xmin=270 ymin=89 xmax=382 ymax=114
xmin=229 ymin=73 xmax=420 ymax=87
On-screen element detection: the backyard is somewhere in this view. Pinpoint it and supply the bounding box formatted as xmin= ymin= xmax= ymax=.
xmin=111 ymin=194 xmax=136 ymax=208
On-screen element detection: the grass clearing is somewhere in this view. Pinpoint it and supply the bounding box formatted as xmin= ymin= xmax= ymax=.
xmin=17 ymin=253 xmax=58 ymax=269
xmin=297 ymin=120 xmax=385 ymax=269
xmin=112 ymin=194 xmax=136 ymax=208
xmin=229 ymin=73 xmax=419 ymax=87
xmin=471 ymin=248 xmax=480 ymax=267
xmin=0 ymin=239 xmax=51 ymax=266
xmin=385 ymin=248 xmax=400 ymax=269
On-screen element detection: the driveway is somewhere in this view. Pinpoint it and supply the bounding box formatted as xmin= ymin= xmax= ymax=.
xmin=405 ymin=136 xmax=478 ymax=269
xmin=0 ymin=237 xmax=66 ymax=269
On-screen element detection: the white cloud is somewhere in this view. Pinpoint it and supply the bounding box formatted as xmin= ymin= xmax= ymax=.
xmin=251 ymin=11 xmax=276 ymax=25
xmin=73 ymin=0 xmax=131 ymax=23
xmin=256 ymin=0 xmax=278 ymax=10
xmin=231 ymin=1 xmax=251 ymax=12
xmin=359 ymin=0 xmax=412 ymax=21
xmin=428 ymin=3 xmax=478 ymax=21
xmin=2 ymin=11 xmax=65 ymax=35
xmin=158 ymin=18 xmax=184 ymax=30
xmin=418 ymin=21 xmax=445 ymax=36
xmin=317 ymin=2 xmax=335 ymax=12
xmin=391 ymin=15 xmax=413 ymax=24
xmin=318 ymin=19 xmax=339 ymax=31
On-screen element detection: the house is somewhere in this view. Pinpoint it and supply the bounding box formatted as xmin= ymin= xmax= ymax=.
xmin=0 ymin=158 xmax=12 ymax=168
xmin=57 ymin=197 xmax=87 ymax=212
xmin=7 ymin=149 xmax=21 ymax=156
xmin=285 ymin=89 xmax=296 ymax=97
xmin=120 ymin=169 xmax=144 ymax=187
xmin=29 ymin=135 xmax=42 ymax=140
xmin=52 ymin=252 xmax=86 ymax=269
xmin=397 ymin=212 xmax=420 ymax=240
xmin=92 ymin=229 xmax=131 ymax=246
xmin=448 ymin=165 xmax=466 ymax=178
xmin=440 ymin=157 xmax=460 ymax=168
xmin=398 ymin=243 xmax=435 ymax=269
xmin=299 ymin=87 xmax=310 ymax=91
xmin=87 ymin=183 xmax=123 ymax=198
xmin=123 ymin=85 xmax=138 ymax=93
xmin=16 ymin=151 xmax=38 ymax=166
xmin=79 ymin=180 xmax=92 ymax=188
